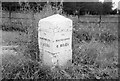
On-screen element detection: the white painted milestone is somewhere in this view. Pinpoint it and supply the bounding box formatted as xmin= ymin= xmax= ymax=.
xmin=38 ymin=14 xmax=73 ymax=68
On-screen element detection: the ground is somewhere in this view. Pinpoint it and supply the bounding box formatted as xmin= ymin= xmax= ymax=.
xmin=1 ymin=15 xmax=119 ymax=79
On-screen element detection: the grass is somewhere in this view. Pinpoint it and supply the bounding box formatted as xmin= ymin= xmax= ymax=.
xmin=2 ymin=31 xmax=28 ymax=46
xmin=1 ymin=5 xmax=118 ymax=79
xmin=70 ymin=17 xmax=118 ymax=79
xmin=1 ymin=30 xmax=51 ymax=79
xmin=2 ymin=53 xmax=52 ymax=79
xmin=2 ymin=20 xmax=118 ymax=79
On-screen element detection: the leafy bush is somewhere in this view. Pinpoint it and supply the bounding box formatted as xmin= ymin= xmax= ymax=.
xmin=98 ymin=31 xmax=117 ymax=44
xmin=2 ymin=25 xmax=26 ymax=32
xmin=2 ymin=21 xmax=28 ymax=32
xmin=74 ymin=29 xmax=93 ymax=43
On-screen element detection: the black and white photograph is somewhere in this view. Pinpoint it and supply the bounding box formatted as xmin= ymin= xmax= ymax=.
xmin=0 ymin=0 xmax=119 ymax=80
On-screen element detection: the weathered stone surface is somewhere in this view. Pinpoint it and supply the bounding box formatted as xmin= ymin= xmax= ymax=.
xmin=38 ymin=14 xmax=73 ymax=68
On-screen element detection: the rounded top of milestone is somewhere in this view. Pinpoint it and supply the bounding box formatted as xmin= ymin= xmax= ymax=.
xmin=38 ymin=14 xmax=72 ymax=31
xmin=39 ymin=14 xmax=72 ymax=23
